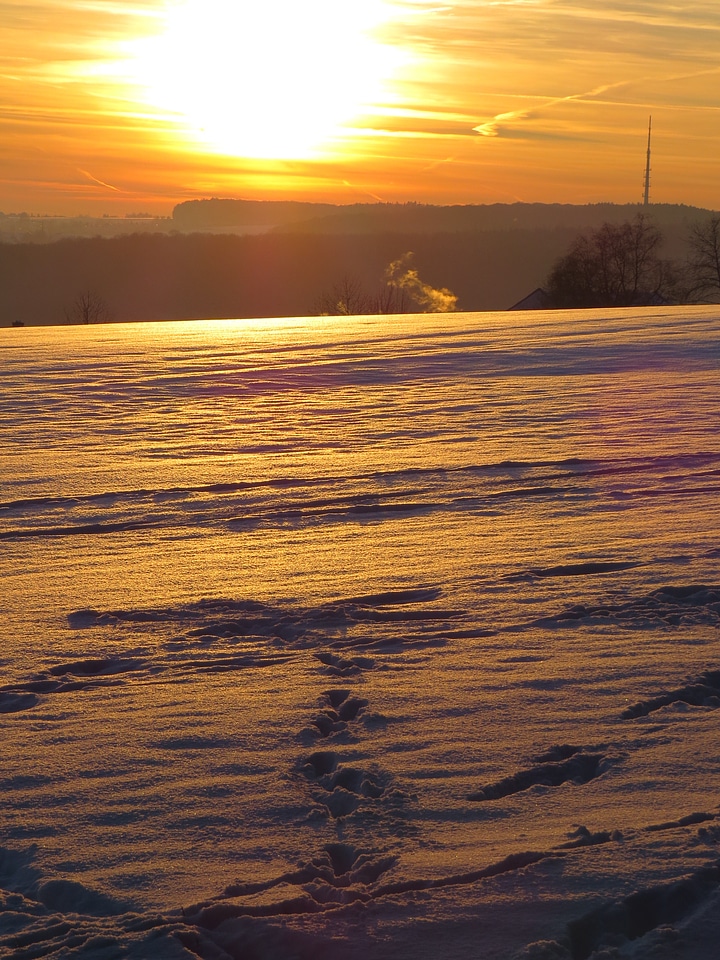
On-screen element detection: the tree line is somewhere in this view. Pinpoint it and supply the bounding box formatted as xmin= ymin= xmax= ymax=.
xmin=0 ymin=229 xmax=570 ymax=324
xmin=313 ymin=214 xmax=720 ymax=314
xmin=544 ymin=213 xmax=720 ymax=308
xmin=173 ymin=198 xmax=716 ymax=236
xmin=1 ymin=211 xmax=718 ymax=325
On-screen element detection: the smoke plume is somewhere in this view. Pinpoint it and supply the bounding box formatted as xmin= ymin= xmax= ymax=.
xmin=385 ymin=252 xmax=457 ymax=313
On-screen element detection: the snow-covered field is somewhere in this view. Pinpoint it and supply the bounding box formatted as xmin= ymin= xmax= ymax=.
xmin=2 ymin=306 xmax=720 ymax=959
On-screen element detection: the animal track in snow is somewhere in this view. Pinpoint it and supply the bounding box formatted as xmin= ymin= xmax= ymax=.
xmin=308 ymin=689 xmax=369 ymax=738
xmin=0 ymin=649 xmax=289 ymax=714
xmin=556 ymin=825 xmax=621 ymax=850
xmin=527 ymin=560 xmax=641 ymax=579
xmin=314 ymin=651 xmax=374 ymax=677
xmin=0 ymin=691 xmax=40 ymax=713
xmin=622 ymin=668 xmax=720 ymax=719
xmin=644 ymin=811 xmax=715 ymax=833
xmin=567 ymin=861 xmax=720 ymax=960
xmin=311 ymin=842 xmax=396 ymax=888
xmin=301 ymin=750 xmax=389 ymax=819
xmin=0 ymin=657 xmax=145 ymax=713
xmin=184 ymin=848 xmax=562 ymax=927
xmin=469 ymin=753 xmax=608 ymax=802
xmin=535 ymin=583 xmax=720 ymax=631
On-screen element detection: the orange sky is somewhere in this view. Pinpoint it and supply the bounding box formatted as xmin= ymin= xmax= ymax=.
xmin=1 ymin=0 xmax=719 ymax=215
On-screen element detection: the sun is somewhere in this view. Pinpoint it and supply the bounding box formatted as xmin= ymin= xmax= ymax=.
xmin=128 ymin=0 xmax=404 ymax=160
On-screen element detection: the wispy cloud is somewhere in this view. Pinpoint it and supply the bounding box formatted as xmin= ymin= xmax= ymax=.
xmin=2 ymin=0 xmax=720 ymax=212
xmin=341 ymin=179 xmax=387 ymax=202
xmin=473 ymin=110 xmax=529 ymax=138
xmin=473 ymin=82 xmax=628 ymax=139
xmin=78 ymin=168 xmax=121 ymax=192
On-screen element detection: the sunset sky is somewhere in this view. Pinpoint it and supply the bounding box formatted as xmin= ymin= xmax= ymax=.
xmin=1 ymin=0 xmax=719 ymax=215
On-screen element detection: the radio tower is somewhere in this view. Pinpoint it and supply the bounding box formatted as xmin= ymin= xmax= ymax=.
xmin=643 ymin=115 xmax=652 ymax=206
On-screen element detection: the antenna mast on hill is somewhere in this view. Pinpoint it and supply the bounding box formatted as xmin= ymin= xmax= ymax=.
xmin=643 ymin=115 xmax=652 ymax=206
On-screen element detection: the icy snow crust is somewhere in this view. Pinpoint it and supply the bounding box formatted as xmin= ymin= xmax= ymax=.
xmin=1 ymin=306 xmax=720 ymax=958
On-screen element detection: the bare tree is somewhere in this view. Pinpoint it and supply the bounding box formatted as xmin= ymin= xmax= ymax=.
xmin=686 ymin=216 xmax=720 ymax=302
xmin=313 ymin=274 xmax=411 ymax=316
xmin=368 ymin=283 xmax=411 ymax=315
xmin=546 ymin=214 xmax=676 ymax=308
xmin=64 ymin=289 xmax=112 ymax=324
xmin=313 ymin=275 xmax=372 ymax=316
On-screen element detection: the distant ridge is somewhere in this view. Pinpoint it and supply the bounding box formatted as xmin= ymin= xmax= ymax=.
xmin=172 ymin=198 xmax=340 ymax=229
xmin=172 ymin=199 xmax=717 ymax=234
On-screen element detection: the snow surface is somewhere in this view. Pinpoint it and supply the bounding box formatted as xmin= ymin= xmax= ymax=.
xmin=1 ymin=306 xmax=720 ymax=959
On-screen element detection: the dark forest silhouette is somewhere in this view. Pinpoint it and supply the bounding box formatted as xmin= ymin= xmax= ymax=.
xmin=172 ymin=198 xmax=714 ymax=236
xmin=1 ymin=202 xmax=717 ymax=325
xmin=0 ymin=229 xmax=566 ymax=324
xmin=545 ymin=215 xmax=675 ymax=308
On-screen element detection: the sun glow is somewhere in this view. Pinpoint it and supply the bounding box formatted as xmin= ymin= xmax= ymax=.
xmin=128 ymin=0 xmax=405 ymax=160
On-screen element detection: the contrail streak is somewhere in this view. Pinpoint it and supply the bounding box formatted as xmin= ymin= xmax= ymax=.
xmin=78 ymin=168 xmax=121 ymax=192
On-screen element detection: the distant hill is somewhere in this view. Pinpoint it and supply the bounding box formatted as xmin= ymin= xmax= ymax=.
xmin=172 ymin=198 xmax=717 ymax=235
xmin=172 ymin=198 xmax=340 ymax=229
